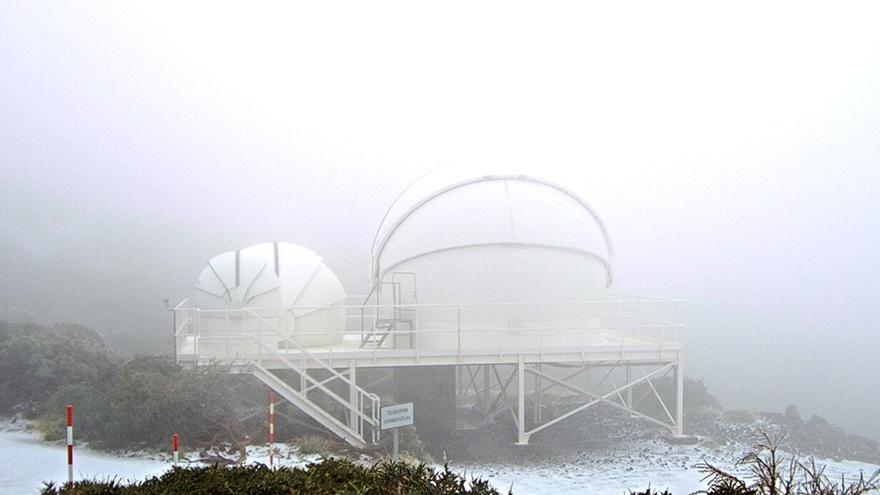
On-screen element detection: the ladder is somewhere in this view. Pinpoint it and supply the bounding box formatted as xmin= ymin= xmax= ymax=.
xmin=360 ymin=272 xmax=418 ymax=349
xmin=360 ymin=318 xmax=395 ymax=348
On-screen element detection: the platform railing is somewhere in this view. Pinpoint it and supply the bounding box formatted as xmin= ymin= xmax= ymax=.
xmin=172 ymin=296 xmax=683 ymax=367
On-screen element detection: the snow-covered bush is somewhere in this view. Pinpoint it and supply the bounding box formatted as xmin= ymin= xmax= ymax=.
xmin=38 ymin=355 xmax=246 ymax=449
xmin=0 ymin=321 xmax=118 ymax=415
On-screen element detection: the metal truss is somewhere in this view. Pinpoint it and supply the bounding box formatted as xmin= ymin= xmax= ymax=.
xmin=456 ymin=353 xmax=684 ymax=444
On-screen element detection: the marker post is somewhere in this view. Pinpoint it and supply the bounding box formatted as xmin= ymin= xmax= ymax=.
xmin=66 ymin=404 xmax=73 ymax=488
xmin=172 ymin=433 xmax=179 ymax=466
xmin=268 ymin=392 xmax=275 ymax=467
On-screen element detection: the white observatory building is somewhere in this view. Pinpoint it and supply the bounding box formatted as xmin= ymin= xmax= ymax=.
xmin=172 ymin=166 xmax=684 ymax=448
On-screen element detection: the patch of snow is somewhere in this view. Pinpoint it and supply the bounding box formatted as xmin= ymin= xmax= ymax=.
xmin=0 ymin=422 xmax=320 ymax=495
xmin=452 ymin=440 xmax=880 ymax=495
xmin=1 ymin=423 xmax=877 ymax=495
xmin=0 ymin=428 xmax=169 ymax=494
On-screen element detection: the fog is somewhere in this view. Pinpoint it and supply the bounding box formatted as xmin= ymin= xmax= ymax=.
xmin=1 ymin=2 xmax=878 ymax=439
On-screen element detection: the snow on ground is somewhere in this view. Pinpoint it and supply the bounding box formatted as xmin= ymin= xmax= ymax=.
xmin=1 ymin=423 xmax=878 ymax=495
xmin=0 ymin=419 xmax=336 ymax=495
xmin=453 ymin=440 xmax=880 ymax=495
xmin=0 ymin=427 xmax=169 ymax=494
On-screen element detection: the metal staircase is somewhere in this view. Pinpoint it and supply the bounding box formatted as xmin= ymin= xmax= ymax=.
xmin=243 ymin=310 xmax=381 ymax=448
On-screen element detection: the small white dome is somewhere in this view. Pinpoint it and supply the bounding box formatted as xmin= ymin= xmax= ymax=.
xmin=195 ymin=242 xmax=346 ymax=347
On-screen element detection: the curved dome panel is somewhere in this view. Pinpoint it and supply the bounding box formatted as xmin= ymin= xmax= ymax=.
xmin=371 ymin=165 xmax=614 ymax=291
xmin=195 ymin=242 xmax=346 ymax=348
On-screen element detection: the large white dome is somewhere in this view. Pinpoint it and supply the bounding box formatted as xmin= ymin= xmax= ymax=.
xmin=195 ymin=242 xmax=346 ymax=348
xmin=370 ymin=165 xmax=613 ymax=304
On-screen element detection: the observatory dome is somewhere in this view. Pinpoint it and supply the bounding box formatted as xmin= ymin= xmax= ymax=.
xmin=370 ymin=165 xmax=613 ymax=304
xmin=196 ymin=242 xmax=346 ymax=348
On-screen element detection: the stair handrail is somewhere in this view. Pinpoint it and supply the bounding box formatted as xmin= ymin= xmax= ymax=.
xmin=240 ymin=308 xmax=380 ymax=426
xmin=249 ymin=335 xmax=380 ymax=426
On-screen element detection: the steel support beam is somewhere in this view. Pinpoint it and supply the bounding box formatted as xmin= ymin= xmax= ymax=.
xmin=516 ymin=355 xmax=527 ymax=445
xmin=626 ymin=366 xmax=633 ymax=409
xmin=522 ymin=362 xmax=675 ymax=441
xmin=526 ymin=366 xmax=675 ymax=431
xmin=675 ymin=352 xmax=684 ymax=436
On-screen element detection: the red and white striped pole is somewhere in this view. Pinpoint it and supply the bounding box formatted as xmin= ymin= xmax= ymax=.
xmin=66 ymin=404 xmax=74 ymax=488
xmin=268 ymin=392 xmax=275 ymax=467
xmin=172 ymin=433 xmax=179 ymax=466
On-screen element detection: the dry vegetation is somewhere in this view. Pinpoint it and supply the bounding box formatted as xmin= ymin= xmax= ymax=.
xmin=697 ymin=432 xmax=880 ymax=495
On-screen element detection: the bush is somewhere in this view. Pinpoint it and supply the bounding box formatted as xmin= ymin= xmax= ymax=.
xmin=37 ymin=383 xmax=109 ymax=441
xmin=22 ymin=328 xmax=248 ymax=449
xmin=293 ymin=434 xmax=331 ymax=455
xmin=0 ymin=321 xmax=118 ymax=415
xmin=381 ymin=426 xmax=434 ymax=463
xmin=105 ymin=357 xmax=246 ymax=448
xmin=40 ymin=458 xmax=504 ymax=495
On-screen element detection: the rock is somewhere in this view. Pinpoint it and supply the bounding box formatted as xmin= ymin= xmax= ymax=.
xmin=806 ymin=414 xmax=829 ymax=429
xmin=784 ymin=404 xmax=803 ymax=425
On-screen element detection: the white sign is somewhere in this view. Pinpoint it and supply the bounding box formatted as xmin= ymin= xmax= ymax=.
xmin=380 ymin=402 xmax=414 ymax=430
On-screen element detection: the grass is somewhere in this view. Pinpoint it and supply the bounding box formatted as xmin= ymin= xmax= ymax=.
xmin=292 ymin=434 xmax=332 ymax=455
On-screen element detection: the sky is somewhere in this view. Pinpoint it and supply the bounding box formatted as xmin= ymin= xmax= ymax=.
xmin=1 ymin=2 xmax=879 ymax=438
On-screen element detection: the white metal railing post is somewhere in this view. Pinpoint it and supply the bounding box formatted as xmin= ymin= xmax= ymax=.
xmin=539 ymin=322 xmax=544 ymax=360
xmin=457 ymin=308 xmax=462 ymax=360
xmin=415 ymin=301 xmax=420 ymax=362
xmin=171 ymin=308 xmax=177 ymax=363
xmin=257 ymin=317 xmax=262 ymax=365
xmin=194 ymin=309 xmax=200 ymax=365
xmin=225 ymin=309 xmax=230 ymax=363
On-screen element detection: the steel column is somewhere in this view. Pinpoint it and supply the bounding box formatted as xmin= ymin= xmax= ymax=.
xmin=626 ymin=366 xmax=633 ymax=409
xmin=516 ymin=355 xmax=527 ymax=445
xmin=675 ymin=352 xmax=684 ymax=436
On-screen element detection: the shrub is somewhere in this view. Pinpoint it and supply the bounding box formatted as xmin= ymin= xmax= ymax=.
xmin=33 ymin=348 xmax=247 ymax=449
xmin=37 ymin=383 xmax=109 ymax=441
xmin=100 ymin=356 xmax=245 ymax=448
xmin=0 ymin=321 xmax=118 ymax=415
xmin=40 ymin=458 xmax=504 ymax=494
xmin=293 ymin=434 xmax=331 ymax=455
xmin=381 ymin=425 xmax=434 ymax=463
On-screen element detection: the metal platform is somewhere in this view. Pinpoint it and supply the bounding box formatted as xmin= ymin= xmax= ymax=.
xmin=171 ymin=295 xmax=684 ymax=448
